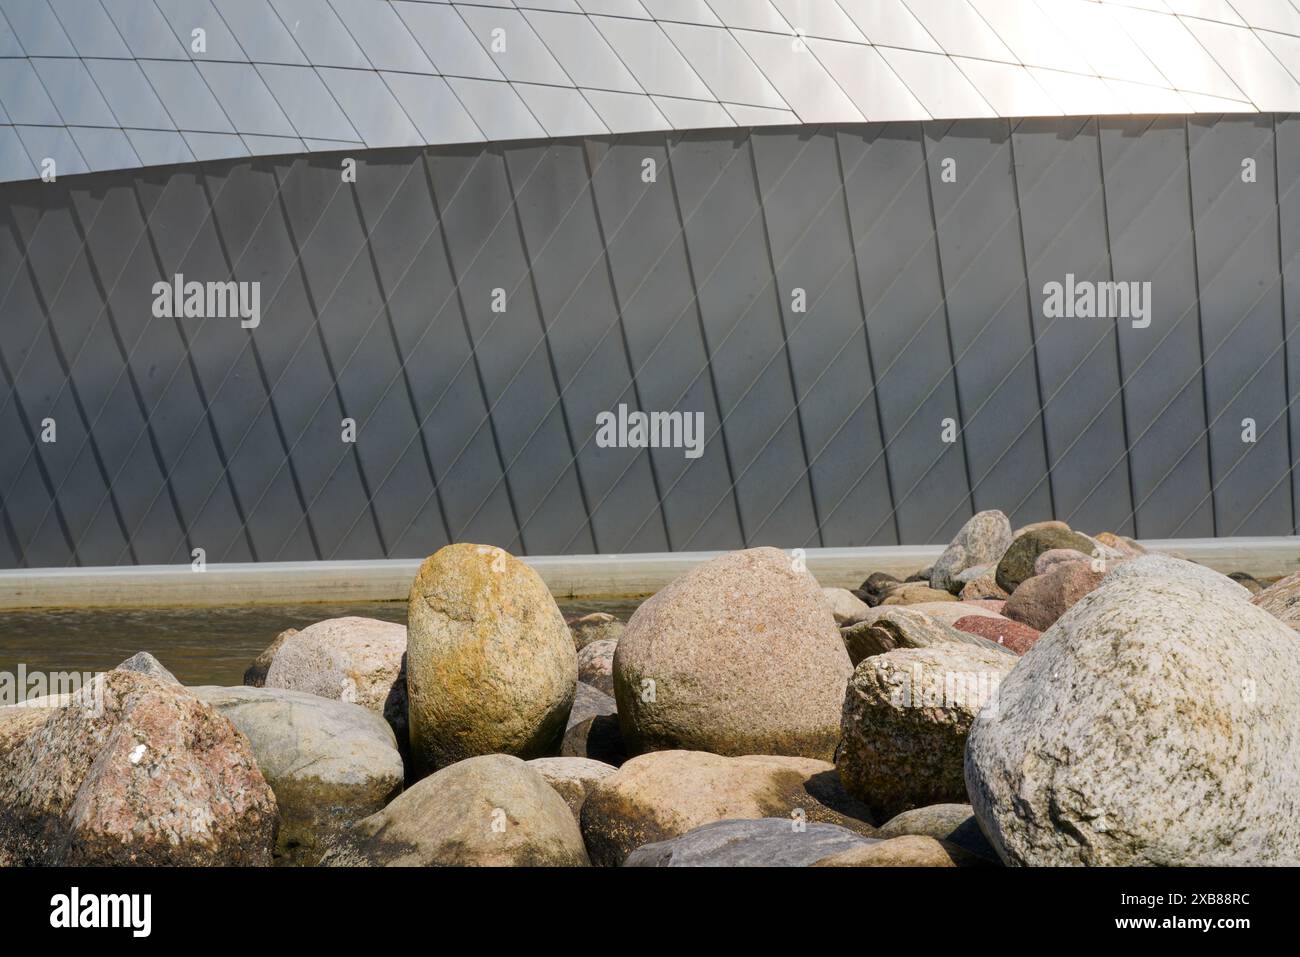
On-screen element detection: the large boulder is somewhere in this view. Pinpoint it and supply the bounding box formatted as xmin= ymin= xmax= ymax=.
xmin=263 ymin=617 xmax=407 ymax=745
xmin=613 ymin=547 xmax=851 ymax=761
xmin=930 ymin=510 xmax=1013 ymax=593
xmin=995 ymin=527 xmax=1097 ymax=593
xmin=966 ymin=572 xmax=1300 ymax=865
xmin=1002 ymin=563 xmax=1106 ymax=631
xmin=192 ymin=685 xmax=404 ymax=865
xmin=624 ymin=818 xmax=876 ymax=867
xmin=526 ymin=756 xmax=616 ymax=820
xmin=577 ymin=639 xmax=616 ymax=696
xmin=0 ymin=672 xmax=277 ymax=865
xmin=579 ymin=750 xmax=875 ymax=866
xmin=1102 ymin=553 xmax=1248 ymax=600
xmin=837 ymin=644 xmax=1016 ymax=820
xmin=1251 ymin=570 xmax=1300 ymax=626
xmin=406 ymin=544 xmax=576 ymax=776
xmin=321 ymin=754 xmax=588 ymax=866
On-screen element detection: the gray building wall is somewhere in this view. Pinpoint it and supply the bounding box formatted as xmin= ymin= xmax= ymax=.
xmin=1 ymin=116 xmax=1296 ymax=568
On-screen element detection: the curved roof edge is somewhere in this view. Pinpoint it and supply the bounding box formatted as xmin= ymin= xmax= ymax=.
xmin=2 ymin=0 xmax=1298 ymax=184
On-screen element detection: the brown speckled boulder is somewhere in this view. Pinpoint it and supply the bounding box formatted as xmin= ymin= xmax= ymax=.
xmin=0 ymin=671 xmax=277 ymax=866
xmin=1003 ymin=562 xmax=1106 ymax=631
xmin=579 ymin=750 xmax=875 ymax=866
xmin=837 ymin=644 xmax=1016 ymax=820
xmin=406 ymin=544 xmax=576 ymax=776
xmin=263 ymin=618 xmax=407 ymax=744
xmin=966 ymin=571 xmax=1300 ymax=865
xmin=321 ymin=754 xmax=588 ymax=866
xmin=613 ymin=548 xmax=851 ymax=761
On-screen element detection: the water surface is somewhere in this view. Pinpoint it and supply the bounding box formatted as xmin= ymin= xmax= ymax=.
xmin=0 ymin=598 xmax=641 ymax=687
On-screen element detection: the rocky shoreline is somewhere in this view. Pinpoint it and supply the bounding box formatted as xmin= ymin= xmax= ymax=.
xmin=2 ymin=515 xmax=1298 ymax=867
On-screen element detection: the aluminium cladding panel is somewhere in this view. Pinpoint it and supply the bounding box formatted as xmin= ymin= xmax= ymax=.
xmin=424 ymin=144 xmax=596 ymax=556
xmin=1277 ymin=114 xmax=1300 ymax=536
xmin=1011 ymin=117 xmax=1136 ymax=537
xmin=923 ymin=118 xmax=1054 ymax=532
xmin=836 ymin=123 xmax=972 ymax=546
xmin=248 ymin=150 xmax=451 ymax=559
xmin=666 ymin=129 xmax=820 ymax=549
xmin=1186 ymin=115 xmax=1292 ymax=537
xmin=1100 ymin=117 xmax=1216 ymax=539
xmin=584 ymin=134 xmax=745 ymax=552
xmin=503 ymin=141 xmax=670 ymax=555
xmin=138 ymin=163 xmax=304 ymax=563
xmin=748 ymin=126 xmax=896 ymax=547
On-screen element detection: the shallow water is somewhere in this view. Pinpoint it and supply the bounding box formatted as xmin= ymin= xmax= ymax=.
xmin=0 ymin=598 xmax=642 ymax=688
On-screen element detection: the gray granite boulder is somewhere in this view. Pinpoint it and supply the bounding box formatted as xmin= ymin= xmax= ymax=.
xmin=966 ymin=572 xmax=1300 ymax=865
xmin=192 ymin=685 xmax=404 ymax=865
xmin=114 ymin=651 xmax=180 ymax=685
xmin=930 ymin=510 xmax=1013 ymax=594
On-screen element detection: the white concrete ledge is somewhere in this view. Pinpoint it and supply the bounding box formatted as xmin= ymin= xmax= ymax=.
xmin=0 ymin=538 xmax=1296 ymax=610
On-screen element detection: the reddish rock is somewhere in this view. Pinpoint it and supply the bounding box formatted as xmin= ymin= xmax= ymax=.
xmin=0 ymin=671 xmax=277 ymax=866
xmin=952 ymin=615 xmax=1041 ymax=655
xmin=1032 ymin=548 xmax=1092 ymax=577
xmin=1003 ymin=563 xmax=1107 ymax=631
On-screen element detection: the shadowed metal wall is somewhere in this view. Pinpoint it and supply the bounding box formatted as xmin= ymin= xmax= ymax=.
xmin=1 ymin=116 xmax=1297 ymax=569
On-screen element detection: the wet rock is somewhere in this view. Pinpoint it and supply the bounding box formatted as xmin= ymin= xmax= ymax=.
xmin=244 ymin=628 xmax=297 ymax=688
xmin=995 ymin=527 xmax=1098 ymax=593
xmin=526 ymin=756 xmax=616 ymax=820
xmin=567 ymin=612 xmax=624 ymax=651
xmin=930 ymin=510 xmax=1014 ymax=594
xmin=192 ymin=685 xmax=404 ymax=866
xmin=624 ymin=818 xmax=876 ymax=867
xmin=263 ymin=617 xmax=407 ymax=746
xmin=837 ymin=644 xmax=1016 ymax=820
xmin=614 ymin=548 xmax=851 ymax=762
xmin=406 ymin=544 xmax=576 ymax=776
xmin=876 ymin=803 xmax=997 ymax=862
xmin=577 ymin=638 xmax=616 ymax=696
xmin=321 ymin=754 xmax=588 ymax=866
xmin=114 ymin=652 xmax=179 ymax=685
xmin=0 ymin=672 xmax=277 ymax=866
xmin=855 ymin=572 xmax=900 ymax=607
xmin=951 ymin=615 xmax=1041 ymax=655
xmin=813 ymin=835 xmax=986 ymax=867
xmin=822 ymin=587 xmax=871 ymax=626
xmin=966 ymin=572 xmax=1300 ymax=865
xmin=1003 ymin=563 xmax=1106 ymax=631
xmin=579 ymin=750 xmax=875 ymax=866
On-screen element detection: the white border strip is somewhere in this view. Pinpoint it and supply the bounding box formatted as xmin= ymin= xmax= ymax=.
xmin=0 ymin=537 xmax=1297 ymax=610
